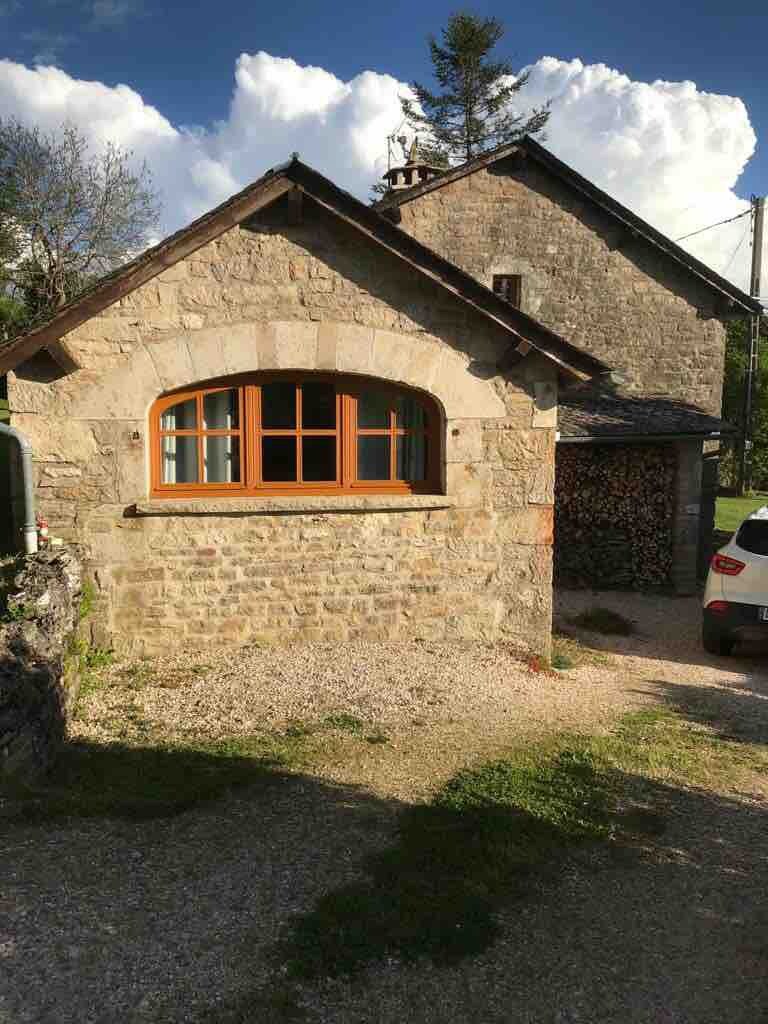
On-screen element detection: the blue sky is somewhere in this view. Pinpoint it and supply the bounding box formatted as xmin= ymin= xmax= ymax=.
xmin=4 ymin=0 xmax=766 ymax=194
xmin=0 ymin=0 xmax=765 ymax=288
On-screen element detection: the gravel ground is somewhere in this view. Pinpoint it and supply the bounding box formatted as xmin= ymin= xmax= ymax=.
xmin=70 ymin=635 xmax=642 ymax=802
xmin=3 ymin=590 xmax=768 ymax=1023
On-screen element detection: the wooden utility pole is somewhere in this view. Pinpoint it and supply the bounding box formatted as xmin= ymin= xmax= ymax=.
xmin=737 ymin=195 xmax=765 ymax=495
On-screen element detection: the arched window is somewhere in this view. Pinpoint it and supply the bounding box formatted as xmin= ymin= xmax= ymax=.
xmin=150 ymin=373 xmax=441 ymax=497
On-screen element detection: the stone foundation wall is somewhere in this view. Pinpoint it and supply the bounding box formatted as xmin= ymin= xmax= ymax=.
xmin=90 ymin=500 xmax=551 ymax=654
xmin=0 ymin=550 xmax=82 ymax=782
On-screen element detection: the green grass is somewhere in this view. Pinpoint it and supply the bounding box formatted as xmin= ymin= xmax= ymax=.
xmin=271 ymin=706 xmax=767 ymax=982
xmin=715 ymin=493 xmax=768 ymax=534
xmin=552 ymin=633 xmax=611 ymax=670
xmin=324 ymin=713 xmax=365 ymax=735
xmin=569 ymin=607 xmax=635 ymax=636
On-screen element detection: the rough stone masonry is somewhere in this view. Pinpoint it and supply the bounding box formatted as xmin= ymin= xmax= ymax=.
xmin=6 ymin=195 xmax=559 ymax=655
xmin=394 ymin=155 xmax=728 ymax=415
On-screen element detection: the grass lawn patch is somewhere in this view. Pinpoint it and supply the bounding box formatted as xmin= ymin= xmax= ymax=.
xmin=715 ymin=493 xmax=768 ymax=534
xmin=569 ymin=606 xmax=634 ymax=636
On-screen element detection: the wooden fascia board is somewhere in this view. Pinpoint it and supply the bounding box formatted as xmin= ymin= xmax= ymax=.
xmin=0 ymin=176 xmax=294 ymax=376
xmin=300 ymin=186 xmax=598 ymax=381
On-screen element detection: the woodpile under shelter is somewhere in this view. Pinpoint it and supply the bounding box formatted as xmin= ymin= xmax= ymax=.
xmin=556 ymin=385 xmax=730 ymax=592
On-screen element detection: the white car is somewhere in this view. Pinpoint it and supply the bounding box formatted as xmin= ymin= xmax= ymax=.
xmin=703 ymin=505 xmax=768 ymax=655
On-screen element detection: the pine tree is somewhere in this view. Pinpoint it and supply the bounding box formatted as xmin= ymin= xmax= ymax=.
xmin=402 ymin=12 xmax=550 ymax=164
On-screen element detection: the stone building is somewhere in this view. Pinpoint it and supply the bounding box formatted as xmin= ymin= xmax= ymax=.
xmin=0 ymin=158 xmax=606 ymax=654
xmin=377 ymin=138 xmax=761 ymax=591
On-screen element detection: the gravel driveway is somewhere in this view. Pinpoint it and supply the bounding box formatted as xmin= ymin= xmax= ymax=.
xmin=2 ymin=591 xmax=767 ymax=1023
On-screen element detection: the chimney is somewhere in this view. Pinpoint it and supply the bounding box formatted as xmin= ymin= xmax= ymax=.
xmin=382 ymin=137 xmax=443 ymax=193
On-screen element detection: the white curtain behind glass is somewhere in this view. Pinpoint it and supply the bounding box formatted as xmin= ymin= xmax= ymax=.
xmin=203 ymin=391 xmax=234 ymax=483
xmin=161 ymin=400 xmax=198 ymax=484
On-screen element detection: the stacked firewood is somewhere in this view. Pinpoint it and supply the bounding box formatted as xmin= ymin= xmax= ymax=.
xmin=555 ymin=444 xmax=676 ymax=588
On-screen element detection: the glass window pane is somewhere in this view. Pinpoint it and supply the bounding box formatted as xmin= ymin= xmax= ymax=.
xmin=357 ymin=390 xmax=391 ymax=428
xmin=396 ymin=395 xmax=426 ymax=430
xmin=302 ymin=382 xmax=336 ymax=429
xmin=203 ymin=390 xmax=239 ymax=430
xmin=162 ymin=435 xmax=198 ymax=484
xmin=358 ymin=436 xmax=391 ymax=480
xmin=397 ymin=434 xmax=427 ymax=482
xmin=160 ymin=398 xmax=196 ymax=431
xmin=302 ymin=436 xmax=337 ymax=481
xmin=262 ymin=436 xmax=297 ymax=481
xmin=261 ymin=382 xmax=296 ymax=429
xmin=204 ymin=436 xmax=241 ymax=483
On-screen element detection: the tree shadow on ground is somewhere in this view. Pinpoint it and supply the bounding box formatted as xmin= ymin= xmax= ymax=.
xmin=221 ymin=767 xmax=768 ymax=1024
xmin=4 ymin=718 xmax=768 ymax=1024
xmin=651 ymin=675 xmax=768 ymax=748
xmin=2 ymin=737 xmax=403 ymax=1023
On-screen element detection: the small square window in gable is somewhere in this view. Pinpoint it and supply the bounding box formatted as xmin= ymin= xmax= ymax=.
xmin=492 ymin=274 xmax=522 ymax=309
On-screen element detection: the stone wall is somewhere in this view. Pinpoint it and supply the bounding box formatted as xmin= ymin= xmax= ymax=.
xmin=0 ymin=550 xmax=82 ymax=782
xmin=6 ymin=194 xmax=557 ymax=654
xmin=396 ymin=159 xmax=728 ymax=416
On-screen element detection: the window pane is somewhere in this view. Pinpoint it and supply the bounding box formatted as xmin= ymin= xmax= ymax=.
xmin=262 ymin=436 xmax=297 ymax=481
xmin=261 ymin=382 xmax=296 ymax=429
xmin=302 ymin=382 xmax=336 ymax=429
xmin=736 ymin=520 xmax=768 ymax=556
xmin=204 ymin=436 xmax=240 ymax=483
xmin=357 ymin=390 xmax=391 ymax=428
xmin=302 ymin=436 xmax=336 ymax=481
xmin=162 ymin=435 xmax=198 ymax=484
xmin=160 ymin=398 xmax=196 ymax=431
xmin=397 ymin=434 xmax=426 ymax=482
xmin=203 ymin=390 xmax=238 ymax=430
xmin=396 ymin=395 xmax=426 ymax=430
xmin=358 ymin=436 xmax=391 ymax=480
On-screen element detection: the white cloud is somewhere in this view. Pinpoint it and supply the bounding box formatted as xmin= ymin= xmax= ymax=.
xmin=517 ymin=58 xmax=758 ymax=287
xmin=0 ymin=52 xmax=759 ymax=292
xmin=88 ymin=0 xmax=143 ymax=27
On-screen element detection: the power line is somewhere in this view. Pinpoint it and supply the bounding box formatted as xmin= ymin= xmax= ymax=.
xmin=721 ymin=222 xmax=751 ymax=277
xmin=675 ymin=207 xmax=752 ymax=243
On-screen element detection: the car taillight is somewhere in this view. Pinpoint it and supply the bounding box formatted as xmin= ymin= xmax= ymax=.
xmin=710 ymin=553 xmax=746 ymax=576
xmin=706 ymin=600 xmax=730 ymax=615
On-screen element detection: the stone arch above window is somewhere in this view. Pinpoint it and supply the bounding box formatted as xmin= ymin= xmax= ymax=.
xmin=150 ymin=372 xmax=442 ymax=497
xmin=73 ymin=321 xmax=506 ymax=421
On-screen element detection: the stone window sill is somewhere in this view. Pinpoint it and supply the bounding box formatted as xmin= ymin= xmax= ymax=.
xmin=131 ymin=495 xmax=456 ymax=517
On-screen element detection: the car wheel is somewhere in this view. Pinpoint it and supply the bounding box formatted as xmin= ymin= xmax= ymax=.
xmin=702 ymin=622 xmax=735 ymax=656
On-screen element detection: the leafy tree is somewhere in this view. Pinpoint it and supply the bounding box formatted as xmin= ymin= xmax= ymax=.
xmin=0 ymin=118 xmax=159 ymax=325
xmin=721 ymin=318 xmax=768 ymax=490
xmin=401 ymin=12 xmax=550 ymax=165
xmin=0 ymin=295 xmax=27 ymax=343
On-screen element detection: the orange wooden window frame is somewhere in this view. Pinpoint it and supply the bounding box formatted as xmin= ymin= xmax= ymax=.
xmin=150 ymin=372 xmax=442 ymax=498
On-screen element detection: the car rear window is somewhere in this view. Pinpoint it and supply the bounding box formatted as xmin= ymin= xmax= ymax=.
xmin=735 ymin=520 xmax=768 ymax=555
